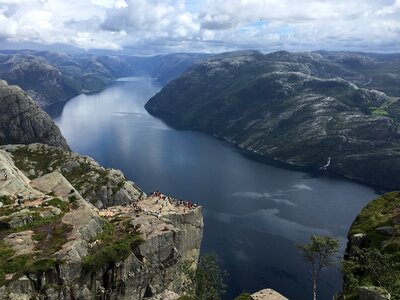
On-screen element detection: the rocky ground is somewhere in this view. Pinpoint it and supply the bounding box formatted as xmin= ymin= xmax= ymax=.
xmin=0 ymin=144 xmax=203 ymax=300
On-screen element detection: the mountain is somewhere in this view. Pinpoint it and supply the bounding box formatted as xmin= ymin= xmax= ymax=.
xmin=145 ymin=50 xmax=400 ymax=190
xmin=0 ymin=50 xmax=208 ymax=112
xmin=0 ymin=80 xmax=70 ymax=151
xmin=0 ymin=50 xmax=134 ymax=108
xmin=127 ymin=53 xmax=209 ymax=85
xmin=0 ymin=143 xmax=203 ymax=299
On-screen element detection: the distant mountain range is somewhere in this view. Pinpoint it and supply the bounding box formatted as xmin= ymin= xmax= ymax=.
xmin=146 ymin=50 xmax=400 ymax=190
xmin=0 ymin=50 xmax=207 ymax=110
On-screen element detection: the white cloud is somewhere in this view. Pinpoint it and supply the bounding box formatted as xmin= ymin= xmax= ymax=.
xmin=0 ymin=0 xmax=399 ymax=53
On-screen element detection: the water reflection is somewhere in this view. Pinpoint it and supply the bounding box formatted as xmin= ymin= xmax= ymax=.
xmin=56 ymin=77 xmax=378 ymax=300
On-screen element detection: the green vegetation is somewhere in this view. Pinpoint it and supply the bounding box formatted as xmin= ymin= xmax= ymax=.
xmin=180 ymin=254 xmax=227 ymax=300
xmin=32 ymin=219 xmax=73 ymax=255
xmin=342 ymin=247 xmax=400 ymax=299
xmin=42 ymin=198 xmax=68 ymax=212
xmin=68 ymin=195 xmax=79 ymax=209
xmin=0 ymin=211 xmax=72 ymax=286
xmin=0 ymin=195 xmax=14 ymax=206
xmin=369 ymin=97 xmax=398 ymax=117
xmin=112 ymin=180 xmax=125 ymax=194
xmin=343 ymin=192 xmax=400 ymax=299
xmin=0 ymin=238 xmax=61 ymax=286
xmin=297 ymin=235 xmax=339 ymax=300
xmin=82 ymin=218 xmax=143 ymax=272
xmin=234 ymin=293 xmax=253 ymax=300
xmin=0 ymin=207 xmax=19 ymax=217
xmin=349 ymin=192 xmax=400 ymax=248
xmin=10 ymin=145 xmax=125 ymax=205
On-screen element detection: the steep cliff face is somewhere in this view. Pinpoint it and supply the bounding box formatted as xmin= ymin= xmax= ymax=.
xmin=145 ymin=51 xmax=400 ymax=190
xmin=343 ymin=192 xmax=400 ymax=299
xmin=0 ymin=81 xmax=70 ymax=151
xmin=0 ymin=144 xmax=203 ymax=299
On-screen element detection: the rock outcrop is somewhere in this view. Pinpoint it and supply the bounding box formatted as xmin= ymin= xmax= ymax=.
xmin=146 ymin=51 xmax=400 ymax=190
xmin=251 ymin=289 xmax=288 ymax=300
xmin=358 ymin=287 xmax=391 ymax=300
xmin=1 ymin=143 xmax=141 ymax=208
xmin=342 ymin=192 xmax=400 ymax=298
xmin=0 ymin=144 xmax=203 ymax=299
xmin=0 ymin=81 xmax=70 ymax=151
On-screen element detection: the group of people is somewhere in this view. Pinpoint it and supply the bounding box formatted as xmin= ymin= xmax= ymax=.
xmin=149 ymin=190 xmax=198 ymax=211
xmin=131 ymin=201 xmax=144 ymax=213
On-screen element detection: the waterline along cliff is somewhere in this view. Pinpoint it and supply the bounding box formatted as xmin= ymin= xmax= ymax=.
xmin=0 ymin=143 xmax=203 ymax=299
xmin=145 ymin=51 xmax=400 ymax=191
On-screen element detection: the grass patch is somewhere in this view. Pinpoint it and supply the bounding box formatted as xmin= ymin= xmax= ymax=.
xmin=0 ymin=207 xmax=19 ymax=217
xmin=82 ymin=219 xmax=143 ymax=272
xmin=349 ymin=191 xmax=400 ymax=248
xmin=32 ymin=219 xmax=73 ymax=255
xmin=0 ymin=196 xmax=14 ymax=206
xmin=343 ymin=191 xmax=400 ymax=299
xmin=42 ymin=198 xmax=68 ymax=212
xmin=234 ymin=293 xmax=253 ymax=300
xmin=370 ymin=107 xmax=389 ymax=117
xmin=0 ymin=217 xmax=71 ymax=286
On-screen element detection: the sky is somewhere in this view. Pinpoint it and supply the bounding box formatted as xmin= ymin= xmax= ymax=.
xmin=0 ymin=0 xmax=399 ymax=54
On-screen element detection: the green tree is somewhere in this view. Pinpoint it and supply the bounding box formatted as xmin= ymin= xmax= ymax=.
xmin=297 ymin=235 xmax=339 ymax=300
xmin=181 ymin=254 xmax=227 ymax=300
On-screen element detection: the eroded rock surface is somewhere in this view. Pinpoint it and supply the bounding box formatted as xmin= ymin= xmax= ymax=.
xmin=0 ymin=144 xmax=203 ymax=300
xmin=0 ymin=80 xmax=69 ymax=150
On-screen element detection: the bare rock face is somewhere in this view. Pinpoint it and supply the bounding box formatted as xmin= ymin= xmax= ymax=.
xmin=0 ymin=144 xmax=204 ymax=300
xmin=1 ymin=143 xmax=143 ymax=208
xmin=0 ymin=80 xmax=70 ymax=151
xmin=251 ymin=288 xmax=288 ymax=300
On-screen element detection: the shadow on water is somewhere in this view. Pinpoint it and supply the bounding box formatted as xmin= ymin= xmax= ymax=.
xmin=55 ymin=77 xmax=379 ymax=300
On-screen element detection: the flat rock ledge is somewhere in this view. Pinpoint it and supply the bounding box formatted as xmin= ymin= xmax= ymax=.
xmin=251 ymin=289 xmax=288 ymax=300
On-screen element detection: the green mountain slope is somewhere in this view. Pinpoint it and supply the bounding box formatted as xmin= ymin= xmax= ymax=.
xmin=146 ymin=51 xmax=400 ymax=190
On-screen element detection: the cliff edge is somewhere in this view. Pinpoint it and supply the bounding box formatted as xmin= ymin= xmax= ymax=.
xmin=0 ymin=144 xmax=203 ymax=299
xmin=342 ymin=192 xmax=400 ymax=299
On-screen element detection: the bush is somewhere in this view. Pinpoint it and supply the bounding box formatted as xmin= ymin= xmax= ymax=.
xmin=181 ymin=254 xmax=227 ymax=300
xmin=0 ymin=195 xmax=14 ymax=205
xmin=234 ymin=293 xmax=253 ymax=300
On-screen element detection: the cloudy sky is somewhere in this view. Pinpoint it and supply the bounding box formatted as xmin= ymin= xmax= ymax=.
xmin=0 ymin=0 xmax=399 ymax=54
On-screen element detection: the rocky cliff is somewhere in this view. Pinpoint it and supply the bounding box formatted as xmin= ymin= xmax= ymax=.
xmin=0 ymin=81 xmax=70 ymax=151
xmin=0 ymin=50 xmax=207 ymax=111
xmin=342 ymin=192 xmax=400 ymax=299
xmin=0 ymin=144 xmax=203 ymax=299
xmin=0 ymin=51 xmax=130 ymax=107
xmin=145 ymin=51 xmax=400 ymax=190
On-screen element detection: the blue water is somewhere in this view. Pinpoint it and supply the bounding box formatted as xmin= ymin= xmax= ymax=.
xmin=55 ymin=77 xmax=378 ymax=300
